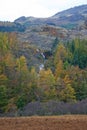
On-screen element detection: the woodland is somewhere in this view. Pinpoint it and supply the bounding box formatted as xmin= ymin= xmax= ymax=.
xmin=0 ymin=32 xmax=87 ymax=115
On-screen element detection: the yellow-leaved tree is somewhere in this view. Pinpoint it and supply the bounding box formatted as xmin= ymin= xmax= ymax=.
xmin=38 ymin=68 xmax=56 ymax=100
xmin=59 ymin=84 xmax=76 ymax=102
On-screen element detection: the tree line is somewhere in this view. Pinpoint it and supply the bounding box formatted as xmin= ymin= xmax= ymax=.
xmin=0 ymin=32 xmax=87 ymax=113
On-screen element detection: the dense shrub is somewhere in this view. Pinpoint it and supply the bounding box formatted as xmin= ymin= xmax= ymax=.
xmin=17 ymin=99 xmax=87 ymax=116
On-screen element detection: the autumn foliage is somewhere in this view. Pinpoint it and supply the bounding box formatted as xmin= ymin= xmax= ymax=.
xmin=0 ymin=32 xmax=87 ymax=113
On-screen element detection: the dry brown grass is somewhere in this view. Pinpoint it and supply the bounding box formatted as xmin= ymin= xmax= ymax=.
xmin=0 ymin=115 xmax=87 ymax=130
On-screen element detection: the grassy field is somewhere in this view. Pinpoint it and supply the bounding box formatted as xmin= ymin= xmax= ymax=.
xmin=0 ymin=115 xmax=87 ymax=130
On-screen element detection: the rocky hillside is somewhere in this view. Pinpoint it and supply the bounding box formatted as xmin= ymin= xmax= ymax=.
xmin=51 ymin=5 xmax=87 ymax=27
xmin=0 ymin=5 xmax=87 ymax=63
xmin=14 ymin=5 xmax=87 ymax=50
xmin=15 ymin=5 xmax=87 ymax=28
xmin=0 ymin=5 xmax=87 ymax=49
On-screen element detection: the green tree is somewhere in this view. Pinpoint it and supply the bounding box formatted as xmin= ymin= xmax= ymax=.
xmin=0 ymin=85 xmax=8 ymax=112
xmin=67 ymin=39 xmax=87 ymax=69
xmin=16 ymin=94 xmax=27 ymax=109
